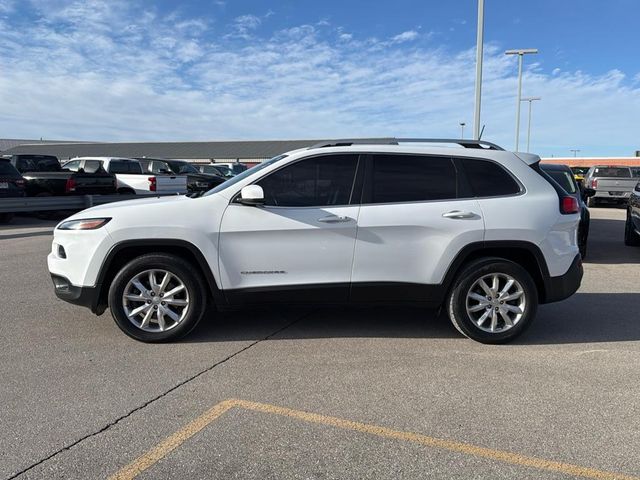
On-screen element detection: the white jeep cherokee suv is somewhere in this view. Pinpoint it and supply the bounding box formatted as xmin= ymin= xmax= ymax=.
xmin=48 ymin=139 xmax=583 ymax=344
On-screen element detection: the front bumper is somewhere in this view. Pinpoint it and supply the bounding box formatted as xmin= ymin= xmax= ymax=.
xmin=51 ymin=274 xmax=105 ymax=315
xmin=543 ymin=254 xmax=583 ymax=304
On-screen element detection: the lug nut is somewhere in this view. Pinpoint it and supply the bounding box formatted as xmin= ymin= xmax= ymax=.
xmin=161 ymin=301 xmax=166 ymax=306
xmin=146 ymin=300 xmax=151 ymax=304
xmin=150 ymin=292 xmax=155 ymax=297
xmin=159 ymin=293 xmax=164 ymax=297
xmin=153 ymin=305 xmax=158 ymax=310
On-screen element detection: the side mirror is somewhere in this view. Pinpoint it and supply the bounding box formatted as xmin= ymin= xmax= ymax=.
xmin=238 ymin=185 xmax=265 ymax=206
xmin=583 ymin=187 xmax=596 ymax=198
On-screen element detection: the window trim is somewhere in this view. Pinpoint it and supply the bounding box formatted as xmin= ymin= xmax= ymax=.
xmin=230 ymin=152 xmax=365 ymax=209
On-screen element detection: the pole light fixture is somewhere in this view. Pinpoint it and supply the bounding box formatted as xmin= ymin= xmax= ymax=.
xmin=570 ymin=149 xmax=581 ymax=157
xmin=505 ymin=48 xmax=538 ymax=151
xmin=473 ymin=0 xmax=485 ymax=140
xmin=459 ymin=122 xmax=466 ymax=139
xmin=520 ymin=97 xmax=541 ymax=153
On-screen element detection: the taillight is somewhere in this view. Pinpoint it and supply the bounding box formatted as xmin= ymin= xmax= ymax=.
xmin=590 ymin=178 xmax=598 ymax=189
xmin=65 ymin=177 xmax=76 ymax=193
xmin=561 ymin=196 xmax=579 ymax=214
xmin=149 ymin=177 xmax=157 ymax=192
xmin=15 ymin=179 xmax=25 ymax=189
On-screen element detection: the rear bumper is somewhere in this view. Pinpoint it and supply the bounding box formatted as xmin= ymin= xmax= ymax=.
xmin=51 ymin=274 xmax=105 ymax=315
xmin=542 ymin=254 xmax=583 ymax=304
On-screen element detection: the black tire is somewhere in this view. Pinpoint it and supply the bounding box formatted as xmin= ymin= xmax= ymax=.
xmin=108 ymin=253 xmax=208 ymax=342
xmin=0 ymin=212 xmax=14 ymax=223
xmin=447 ymin=258 xmax=538 ymax=344
xmin=578 ymin=224 xmax=588 ymax=259
xmin=624 ymin=211 xmax=640 ymax=246
xmin=587 ymin=196 xmax=598 ymax=208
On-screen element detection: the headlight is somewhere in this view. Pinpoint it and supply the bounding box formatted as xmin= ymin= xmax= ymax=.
xmin=57 ymin=218 xmax=111 ymax=230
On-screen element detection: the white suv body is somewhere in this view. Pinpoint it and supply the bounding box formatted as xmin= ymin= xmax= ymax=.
xmin=48 ymin=140 xmax=583 ymax=343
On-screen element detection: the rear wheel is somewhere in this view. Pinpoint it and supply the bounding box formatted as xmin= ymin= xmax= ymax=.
xmin=447 ymin=258 xmax=538 ymax=344
xmin=587 ymin=196 xmax=598 ymax=208
xmin=108 ymin=253 xmax=207 ymax=342
xmin=624 ymin=211 xmax=640 ymax=246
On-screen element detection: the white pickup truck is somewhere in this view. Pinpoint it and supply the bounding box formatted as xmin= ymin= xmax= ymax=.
xmin=71 ymin=157 xmax=188 ymax=195
xmin=583 ymin=165 xmax=638 ymax=206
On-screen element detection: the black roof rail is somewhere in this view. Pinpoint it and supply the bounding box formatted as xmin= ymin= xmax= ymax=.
xmin=309 ymin=138 xmax=504 ymax=151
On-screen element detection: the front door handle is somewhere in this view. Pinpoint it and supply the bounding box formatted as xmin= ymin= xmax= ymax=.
xmin=318 ymin=215 xmax=352 ymax=223
xmin=442 ymin=210 xmax=478 ymax=219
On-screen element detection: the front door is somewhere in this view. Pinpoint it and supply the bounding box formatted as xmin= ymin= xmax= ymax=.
xmin=219 ymin=153 xmax=362 ymax=304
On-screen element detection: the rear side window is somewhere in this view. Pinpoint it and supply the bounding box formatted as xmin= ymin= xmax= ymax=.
xmin=17 ymin=155 xmax=61 ymax=172
xmin=109 ymin=161 xmax=142 ymax=174
xmin=593 ymin=167 xmax=631 ymax=178
xmin=546 ymin=170 xmax=577 ymax=194
xmin=369 ymin=155 xmax=457 ymax=203
xmin=84 ymin=160 xmax=102 ymax=173
xmin=0 ymin=161 xmax=20 ymax=176
xmin=257 ymin=154 xmax=359 ymax=207
xmin=460 ymin=159 xmax=521 ymax=197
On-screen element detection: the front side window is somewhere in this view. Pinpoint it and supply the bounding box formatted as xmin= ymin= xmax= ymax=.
xmin=257 ymin=154 xmax=359 ymax=207
xmin=369 ymin=154 xmax=457 ymax=204
xmin=460 ymin=158 xmax=521 ymax=197
xmin=63 ymin=160 xmax=81 ymax=172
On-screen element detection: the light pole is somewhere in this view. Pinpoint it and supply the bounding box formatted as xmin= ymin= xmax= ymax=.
xmin=459 ymin=122 xmax=466 ymax=139
xmin=473 ymin=0 xmax=484 ymax=140
xmin=570 ymin=149 xmax=581 ymax=157
xmin=521 ymin=96 xmax=540 ymax=153
xmin=505 ymin=48 xmax=538 ymax=151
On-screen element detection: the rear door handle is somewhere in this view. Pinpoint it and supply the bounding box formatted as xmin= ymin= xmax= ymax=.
xmin=318 ymin=215 xmax=352 ymax=223
xmin=442 ymin=210 xmax=478 ymax=219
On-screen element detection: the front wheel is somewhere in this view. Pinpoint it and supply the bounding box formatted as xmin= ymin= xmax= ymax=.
xmin=108 ymin=253 xmax=207 ymax=342
xmin=447 ymin=259 xmax=538 ymax=344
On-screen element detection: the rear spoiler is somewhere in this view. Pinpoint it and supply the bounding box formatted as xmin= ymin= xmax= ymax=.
xmin=514 ymin=152 xmax=541 ymax=166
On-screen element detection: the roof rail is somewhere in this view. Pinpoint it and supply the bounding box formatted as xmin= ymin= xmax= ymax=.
xmin=309 ymin=138 xmax=504 ymax=151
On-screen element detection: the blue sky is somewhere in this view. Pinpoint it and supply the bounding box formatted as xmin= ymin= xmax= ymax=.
xmin=0 ymin=0 xmax=639 ymax=157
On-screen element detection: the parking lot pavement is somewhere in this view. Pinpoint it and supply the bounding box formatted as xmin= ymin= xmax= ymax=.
xmin=1 ymin=207 xmax=639 ymax=479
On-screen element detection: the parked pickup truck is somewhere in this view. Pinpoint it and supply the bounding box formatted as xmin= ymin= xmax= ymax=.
xmin=5 ymin=154 xmax=117 ymax=197
xmin=67 ymin=157 xmax=187 ymax=195
xmin=583 ymin=165 xmax=638 ymax=207
xmin=137 ymin=158 xmax=226 ymax=193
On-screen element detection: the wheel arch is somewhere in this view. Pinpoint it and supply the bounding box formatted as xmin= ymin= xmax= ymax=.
xmin=93 ymin=239 xmax=223 ymax=314
xmin=442 ymin=241 xmax=550 ymax=303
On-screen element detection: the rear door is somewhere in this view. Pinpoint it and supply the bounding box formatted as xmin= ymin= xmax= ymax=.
xmin=218 ymin=153 xmax=361 ymax=303
xmin=350 ymin=154 xmax=484 ymax=302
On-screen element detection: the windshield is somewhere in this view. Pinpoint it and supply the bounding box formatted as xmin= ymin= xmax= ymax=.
xmin=168 ymin=161 xmax=199 ymax=174
xmin=203 ymin=154 xmax=287 ymax=196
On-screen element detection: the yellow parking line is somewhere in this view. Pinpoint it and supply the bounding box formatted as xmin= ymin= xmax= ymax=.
xmin=109 ymin=399 xmax=236 ymax=480
xmin=109 ymin=398 xmax=639 ymax=480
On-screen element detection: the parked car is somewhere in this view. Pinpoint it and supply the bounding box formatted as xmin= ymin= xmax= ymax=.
xmin=212 ymin=162 xmax=249 ymax=175
xmin=0 ymin=158 xmax=26 ymax=223
xmin=136 ymin=158 xmax=225 ymax=193
xmin=570 ymin=166 xmax=589 ymax=187
xmin=66 ymin=157 xmax=187 ymax=195
xmin=625 ymin=180 xmax=640 ymax=246
xmin=7 ymin=154 xmax=117 ymax=197
xmin=582 ymin=165 xmax=637 ymax=206
xmin=541 ymin=163 xmax=590 ymax=258
xmin=48 ymin=138 xmax=583 ymax=344
xmin=198 ymin=164 xmax=235 ymax=178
